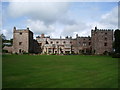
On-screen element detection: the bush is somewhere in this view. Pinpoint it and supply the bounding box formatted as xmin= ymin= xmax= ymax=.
xmin=15 ymin=52 xmax=18 ymax=55
xmin=2 ymin=50 xmax=8 ymax=53
xmin=111 ymin=53 xmax=120 ymax=58
xmin=23 ymin=52 xmax=29 ymax=55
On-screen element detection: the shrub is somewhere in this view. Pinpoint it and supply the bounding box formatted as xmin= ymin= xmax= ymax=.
xmin=2 ymin=50 xmax=8 ymax=53
xmin=111 ymin=53 xmax=120 ymax=58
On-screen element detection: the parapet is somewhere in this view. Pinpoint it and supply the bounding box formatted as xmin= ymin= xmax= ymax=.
xmin=13 ymin=27 xmax=33 ymax=34
xmin=91 ymin=29 xmax=114 ymax=32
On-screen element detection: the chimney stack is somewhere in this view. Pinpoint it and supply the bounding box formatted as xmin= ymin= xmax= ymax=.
xmin=41 ymin=34 xmax=45 ymax=38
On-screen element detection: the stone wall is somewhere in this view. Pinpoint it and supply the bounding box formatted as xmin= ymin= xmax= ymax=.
xmin=11 ymin=27 xmax=114 ymax=54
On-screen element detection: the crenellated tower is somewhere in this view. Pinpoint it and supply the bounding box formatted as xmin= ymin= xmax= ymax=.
xmin=13 ymin=27 xmax=34 ymax=53
xmin=91 ymin=26 xmax=113 ymax=54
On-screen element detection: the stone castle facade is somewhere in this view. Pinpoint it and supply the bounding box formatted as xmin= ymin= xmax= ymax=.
xmin=4 ymin=26 xmax=114 ymax=55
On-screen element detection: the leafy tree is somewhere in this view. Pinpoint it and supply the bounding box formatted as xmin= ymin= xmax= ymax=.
xmin=114 ymin=29 xmax=120 ymax=54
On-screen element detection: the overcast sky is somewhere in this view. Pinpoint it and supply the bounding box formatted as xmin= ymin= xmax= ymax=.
xmin=1 ymin=0 xmax=118 ymax=39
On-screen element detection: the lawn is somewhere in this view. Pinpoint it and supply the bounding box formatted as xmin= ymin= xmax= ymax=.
xmin=2 ymin=55 xmax=118 ymax=88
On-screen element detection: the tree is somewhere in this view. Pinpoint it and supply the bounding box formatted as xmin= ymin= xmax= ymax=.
xmin=0 ymin=34 xmax=6 ymax=48
xmin=114 ymin=29 xmax=120 ymax=54
xmin=0 ymin=34 xmax=6 ymax=41
xmin=10 ymin=38 xmax=13 ymax=45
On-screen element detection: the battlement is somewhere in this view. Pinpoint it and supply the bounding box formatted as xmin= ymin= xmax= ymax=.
xmin=92 ymin=29 xmax=113 ymax=31
xmin=91 ymin=27 xmax=114 ymax=32
xmin=13 ymin=27 xmax=33 ymax=33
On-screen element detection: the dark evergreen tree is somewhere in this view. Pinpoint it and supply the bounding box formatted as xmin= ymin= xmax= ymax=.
xmin=114 ymin=29 xmax=120 ymax=53
xmin=0 ymin=34 xmax=6 ymax=48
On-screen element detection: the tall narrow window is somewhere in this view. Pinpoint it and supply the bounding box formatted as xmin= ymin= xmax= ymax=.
xmin=89 ymin=42 xmax=91 ymax=45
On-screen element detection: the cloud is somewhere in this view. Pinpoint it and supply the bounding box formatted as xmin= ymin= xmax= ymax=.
xmin=61 ymin=21 xmax=91 ymax=37
xmin=3 ymin=2 xmax=118 ymax=40
xmin=100 ymin=6 xmax=118 ymax=28
xmin=27 ymin=19 xmax=56 ymax=35
xmin=5 ymin=0 xmax=120 ymax=2
xmin=1 ymin=29 xmax=12 ymax=39
xmin=7 ymin=2 xmax=70 ymax=24
xmin=87 ymin=6 xmax=118 ymax=29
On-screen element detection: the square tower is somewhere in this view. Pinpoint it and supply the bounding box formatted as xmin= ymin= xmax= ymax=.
xmin=91 ymin=27 xmax=113 ymax=54
xmin=13 ymin=27 xmax=34 ymax=53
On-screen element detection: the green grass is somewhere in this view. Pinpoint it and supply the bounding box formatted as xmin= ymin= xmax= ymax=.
xmin=2 ymin=55 xmax=118 ymax=88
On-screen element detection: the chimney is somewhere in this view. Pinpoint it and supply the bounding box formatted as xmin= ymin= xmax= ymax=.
xmin=76 ymin=34 xmax=78 ymax=38
xmin=27 ymin=27 xmax=29 ymax=30
xmin=13 ymin=26 xmax=16 ymax=30
xmin=95 ymin=26 xmax=97 ymax=30
xmin=13 ymin=26 xmax=16 ymax=32
xmin=41 ymin=34 xmax=45 ymax=38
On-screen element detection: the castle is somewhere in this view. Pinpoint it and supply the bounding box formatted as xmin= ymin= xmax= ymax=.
xmin=3 ymin=26 xmax=114 ymax=55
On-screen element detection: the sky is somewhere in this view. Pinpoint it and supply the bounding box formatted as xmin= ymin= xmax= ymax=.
xmin=1 ymin=0 xmax=118 ymax=39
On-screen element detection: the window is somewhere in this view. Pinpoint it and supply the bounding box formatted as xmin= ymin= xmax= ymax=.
xmin=63 ymin=41 xmax=66 ymax=44
xmin=83 ymin=38 xmax=85 ymax=40
xmin=19 ymin=42 xmax=22 ymax=45
xmin=51 ymin=41 xmax=53 ymax=44
xmin=89 ymin=42 xmax=91 ymax=45
xmin=39 ymin=43 xmax=42 ymax=46
xmin=105 ymin=33 xmax=107 ymax=35
xmin=105 ymin=37 xmax=107 ymax=41
xmin=56 ymin=41 xmax=59 ymax=44
xmin=83 ymin=42 xmax=86 ymax=46
xmin=20 ymin=32 xmax=22 ymax=35
xmin=19 ymin=49 xmax=22 ymax=53
xmin=104 ymin=43 xmax=107 ymax=46
xmin=70 ymin=41 xmax=72 ymax=44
